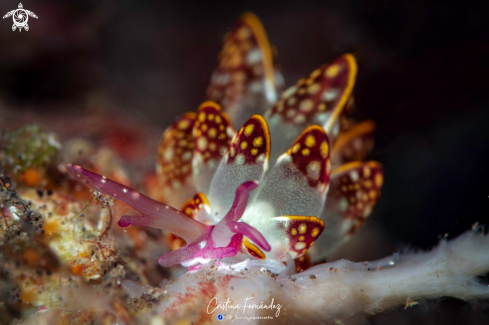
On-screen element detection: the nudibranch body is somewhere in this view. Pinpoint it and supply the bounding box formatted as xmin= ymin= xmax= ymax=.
xmin=67 ymin=13 xmax=383 ymax=269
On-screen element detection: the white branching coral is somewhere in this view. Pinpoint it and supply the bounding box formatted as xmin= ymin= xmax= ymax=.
xmin=134 ymin=229 xmax=489 ymax=324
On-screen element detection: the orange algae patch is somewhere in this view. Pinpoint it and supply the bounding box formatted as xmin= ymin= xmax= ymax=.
xmin=22 ymin=248 xmax=41 ymax=267
xmin=42 ymin=219 xmax=60 ymax=236
xmin=20 ymin=287 xmax=37 ymax=304
xmin=20 ymin=168 xmax=43 ymax=186
xmin=70 ymin=264 xmax=84 ymax=275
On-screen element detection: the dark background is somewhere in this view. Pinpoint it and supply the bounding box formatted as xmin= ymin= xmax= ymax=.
xmin=0 ymin=0 xmax=488 ymax=322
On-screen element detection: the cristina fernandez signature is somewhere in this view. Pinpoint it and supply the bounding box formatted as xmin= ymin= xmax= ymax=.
xmin=207 ymin=296 xmax=282 ymax=317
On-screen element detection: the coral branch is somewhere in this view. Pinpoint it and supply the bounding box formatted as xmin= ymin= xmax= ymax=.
xmin=143 ymin=229 xmax=489 ymax=324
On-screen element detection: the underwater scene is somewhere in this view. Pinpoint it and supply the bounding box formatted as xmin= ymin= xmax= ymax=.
xmin=0 ymin=1 xmax=488 ymax=324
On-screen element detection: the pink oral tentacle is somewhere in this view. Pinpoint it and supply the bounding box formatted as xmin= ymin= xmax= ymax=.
xmin=231 ymin=221 xmax=271 ymax=251
xmin=158 ymin=244 xmax=202 ymax=267
xmin=118 ymin=215 xmax=164 ymax=228
xmin=66 ymin=164 xmax=208 ymax=242
xmin=204 ymin=246 xmax=238 ymax=259
xmin=158 ymin=238 xmax=237 ymax=267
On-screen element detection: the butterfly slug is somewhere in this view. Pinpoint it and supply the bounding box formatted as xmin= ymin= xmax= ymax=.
xmin=67 ymin=12 xmax=383 ymax=270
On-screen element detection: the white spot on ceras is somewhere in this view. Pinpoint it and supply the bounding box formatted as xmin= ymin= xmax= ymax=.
xmin=363 ymin=166 xmax=372 ymax=178
xmin=164 ymin=147 xmax=174 ymax=161
xmin=226 ymin=126 xmax=235 ymax=138
xmin=237 ymin=26 xmax=251 ymax=40
xmin=179 ymin=139 xmax=188 ymax=147
xmin=197 ymin=137 xmax=208 ymax=151
xmin=341 ymin=219 xmax=353 ymax=233
xmin=350 ymin=171 xmax=359 ymax=182
xmin=286 ymin=109 xmax=296 ymax=118
xmin=181 ymin=164 xmax=190 ymax=173
xmin=307 ymin=161 xmax=321 ymax=181
xmin=294 ymin=115 xmax=306 ymax=124
xmin=313 ymin=112 xmax=331 ymax=125
xmin=357 ymin=190 xmax=364 ymax=200
xmin=131 ymin=192 xmax=140 ymax=199
xmin=182 ymin=151 xmax=192 ymax=161
xmin=101 ymin=179 xmax=106 ymax=183
xmin=363 ymin=205 xmax=372 ymax=218
xmin=250 ymin=81 xmax=263 ymax=93
xmin=247 ymin=48 xmax=261 ymax=65
xmin=294 ymin=242 xmax=306 ymax=250
xmin=268 ymin=114 xmax=281 ymax=126
xmin=307 ymin=83 xmax=321 ymax=95
xmin=123 ymin=188 xmax=128 ymax=193
xmin=322 ymin=88 xmax=340 ymax=101
xmin=317 ymin=182 xmax=328 ymax=194
xmin=235 ymin=154 xmax=245 ymax=165
xmin=287 ymin=97 xmax=297 ymax=106
xmin=256 ymin=153 xmax=265 ymax=163
xmin=338 ymin=198 xmax=349 ymax=212
xmin=217 ymin=73 xmax=230 ymax=85
xmin=282 ymin=85 xmax=297 ymax=99
xmin=299 ymin=99 xmax=314 ymax=112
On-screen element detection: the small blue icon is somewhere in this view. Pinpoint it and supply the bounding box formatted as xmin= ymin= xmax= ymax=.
xmin=217 ymin=314 xmax=224 ymax=321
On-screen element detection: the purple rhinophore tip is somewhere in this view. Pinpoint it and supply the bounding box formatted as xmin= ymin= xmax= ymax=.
xmin=118 ymin=215 xmax=132 ymax=228
xmin=212 ymin=180 xmax=271 ymax=253
xmin=227 ymin=181 xmax=259 ymax=222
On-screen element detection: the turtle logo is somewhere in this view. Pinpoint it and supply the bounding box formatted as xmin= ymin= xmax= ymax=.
xmin=3 ymin=3 xmax=38 ymax=32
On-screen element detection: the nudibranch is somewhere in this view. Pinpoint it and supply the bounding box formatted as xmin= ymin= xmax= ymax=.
xmin=67 ymin=13 xmax=384 ymax=269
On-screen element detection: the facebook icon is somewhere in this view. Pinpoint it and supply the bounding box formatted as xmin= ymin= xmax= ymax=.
xmin=217 ymin=314 xmax=224 ymax=321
